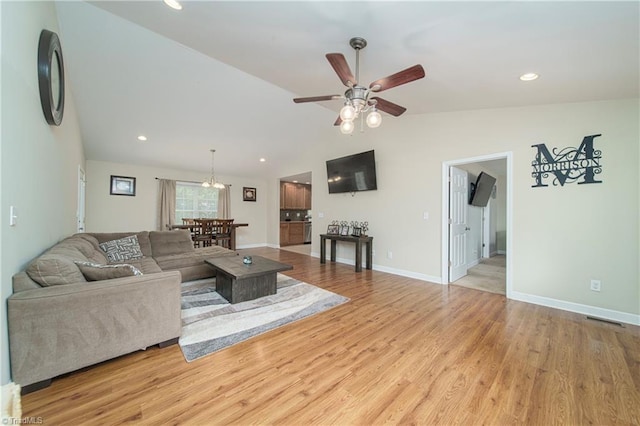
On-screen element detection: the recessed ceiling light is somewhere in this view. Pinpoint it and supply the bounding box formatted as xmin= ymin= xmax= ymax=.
xmin=163 ymin=0 xmax=182 ymax=10
xmin=292 ymin=180 xmax=298 ymax=183
xmin=259 ymin=158 xmax=266 ymax=162
xmin=520 ymin=73 xmax=539 ymax=81
xmin=137 ymin=135 xmax=147 ymax=141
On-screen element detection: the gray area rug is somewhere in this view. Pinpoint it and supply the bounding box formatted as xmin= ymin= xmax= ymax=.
xmin=179 ymin=273 xmax=349 ymax=362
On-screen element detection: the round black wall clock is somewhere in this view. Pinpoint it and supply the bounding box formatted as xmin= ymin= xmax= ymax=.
xmin=37 ymin=29 xmax=65 ymax=126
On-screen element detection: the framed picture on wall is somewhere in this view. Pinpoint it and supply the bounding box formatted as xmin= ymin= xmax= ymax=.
xmin=243 ymin=187 xmax=257 ymax=202
xmin=110 ymin=175 xmax=136 ymax=196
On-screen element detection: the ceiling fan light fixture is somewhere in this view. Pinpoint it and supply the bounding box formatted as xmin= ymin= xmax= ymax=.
xmin=340 ymin=120 xmax=355 ymax=135
xmin=340 ymin=104 xmax=356 ymax=121
xmin=366 ymin=109 xmax=382 ymax=128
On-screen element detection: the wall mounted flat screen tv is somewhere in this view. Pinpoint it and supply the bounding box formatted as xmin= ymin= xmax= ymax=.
xmin=326 ymin=150 xmax=377 ymax=194
xmin=469 ymin=171 xmax=496 ymax=207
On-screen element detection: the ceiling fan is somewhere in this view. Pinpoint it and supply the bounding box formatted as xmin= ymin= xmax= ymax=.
xmin=293 ymin=37 xmax=425 ymax=134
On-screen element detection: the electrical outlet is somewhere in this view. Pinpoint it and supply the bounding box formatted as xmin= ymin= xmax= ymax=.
xmin=387 ymin=250 xmax=393 ymax=259
xmin=372 ymin=250 xmax=376 ymax=257
xmin=590 ymin=279 xmax=601 ymax=292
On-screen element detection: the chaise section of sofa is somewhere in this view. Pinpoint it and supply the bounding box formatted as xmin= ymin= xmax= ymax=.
xmin=8 ymin=229 xmax=237 ymax=392
xmin=9 ymin=270 xmax=181 ymax=391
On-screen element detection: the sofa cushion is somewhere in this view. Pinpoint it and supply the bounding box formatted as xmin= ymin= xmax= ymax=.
xmin=73 ymin=234 xmax=109 ymax=264
xmin=99 ymin=235 xmax=144 ymax=263
xmin=149 ymin=230 xmax=195 ymax=257
xmin=89 ymin=232 xmax=152 ymax=257
xmin=26 ymin=253 xmax=87 ymax=287
xmin=75 ymin=261 xmax=143 ymax=281
xmin=125 ymin=257 xmax=164 ymax=275
xmin=155 ymin=245 xmax=236 ymax=271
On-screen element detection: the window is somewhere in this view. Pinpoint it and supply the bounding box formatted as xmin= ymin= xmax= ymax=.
xmin=176 ymin=181 xmax=219 ymax=221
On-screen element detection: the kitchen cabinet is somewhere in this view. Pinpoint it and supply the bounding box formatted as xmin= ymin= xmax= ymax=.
xmin=280 ymin=223 xmax=289 ymax=246
xmin=289 ymin=222 xmax=305 ymax=245
xmin=280 ymin=182 xmax=311 ymax=210
xmin=280 ymin=222 xmax=305 ymax=246
xmin=303 ymin=185 xmax=311 ymax=210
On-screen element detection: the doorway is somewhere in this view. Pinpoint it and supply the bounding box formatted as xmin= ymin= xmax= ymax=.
xmin=279 ymin=171 xmax=312 ymax=256
xmin=441 ymin=152 xmax=512 ymax=297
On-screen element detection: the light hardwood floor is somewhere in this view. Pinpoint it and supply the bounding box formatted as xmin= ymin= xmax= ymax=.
xmin=22 ymin=248 xmax=640 ymax=425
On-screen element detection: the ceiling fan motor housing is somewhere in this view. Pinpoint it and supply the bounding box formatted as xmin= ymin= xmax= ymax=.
xmin=346 ymin=86 xmax=369 ymax=111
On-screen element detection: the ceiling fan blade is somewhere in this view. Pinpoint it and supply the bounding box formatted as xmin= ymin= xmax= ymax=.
xmin=369 ymin=65 xmax=425 ymax=92
xmin=293 ymin=95 xmax=342 ymax=103
xmin=369 ymin=97 xmax=407 ymax=117
xmin=334 ymin=116 xmax=342 ymax=126
xmin=326 ymin=53 xmax=356 ymax=87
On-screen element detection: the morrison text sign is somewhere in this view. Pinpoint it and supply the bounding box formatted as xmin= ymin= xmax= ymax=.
xmin=531 ymin=134 xmax=602 ymax=188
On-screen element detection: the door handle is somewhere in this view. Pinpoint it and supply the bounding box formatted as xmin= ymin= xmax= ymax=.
xmin=465 ymin=226 xmax=470 ymax=231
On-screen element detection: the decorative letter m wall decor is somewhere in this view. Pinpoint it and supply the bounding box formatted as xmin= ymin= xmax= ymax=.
xmin=531 ymin=134 xmax=603 ymax=188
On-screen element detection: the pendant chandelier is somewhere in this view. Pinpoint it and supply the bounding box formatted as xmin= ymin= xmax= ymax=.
xmin=202 ymin=149 xmax=224 ymax=189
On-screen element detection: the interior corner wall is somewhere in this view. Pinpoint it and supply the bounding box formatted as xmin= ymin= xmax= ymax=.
xmin=1 ymin=2 xmax=86 ymax=384
xmin=85 ymin=160 xmax=268 ymax=248
xmin=297 ymin=98 xmax=638 ymax=320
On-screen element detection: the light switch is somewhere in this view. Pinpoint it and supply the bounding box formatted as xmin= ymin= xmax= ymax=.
xmin=9 ymin=206 xmax=17 ymax=226
xmin=423 ymin=211 xmax=429 ymax=220
xmin=318 ymin=212 xmax=324 ymax=218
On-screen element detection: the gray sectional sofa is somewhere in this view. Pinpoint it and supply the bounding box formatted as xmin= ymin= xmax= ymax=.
xmin=8 ymin=230 xmax=236 ymax=393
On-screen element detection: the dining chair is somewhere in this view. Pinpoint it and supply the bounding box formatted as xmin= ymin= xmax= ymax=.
xmin=192 ymin=219 xmax=214 ymax=248
xmin=212 ymin=219 xmax=234 ymax=249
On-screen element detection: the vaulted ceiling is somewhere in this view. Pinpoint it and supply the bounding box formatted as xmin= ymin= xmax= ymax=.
xmin=55 ymin=1 xmax=639 ymax=178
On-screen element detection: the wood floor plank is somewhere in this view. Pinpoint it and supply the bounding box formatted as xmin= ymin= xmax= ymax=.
xmin=20 ymin=247 xmax=640 ymax=425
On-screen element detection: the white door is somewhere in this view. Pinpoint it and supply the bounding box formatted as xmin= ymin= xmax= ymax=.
xmin=449 ymin=166 xmax=468 ymax=282
xmin=77 ymin=166 xmax=86 ymax=232
xmin=482 ymin=199 xmax=491 ymax=258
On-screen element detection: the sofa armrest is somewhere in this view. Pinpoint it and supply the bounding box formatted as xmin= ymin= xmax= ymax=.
xmin=8 ymin=271 xmax=182 ymax=387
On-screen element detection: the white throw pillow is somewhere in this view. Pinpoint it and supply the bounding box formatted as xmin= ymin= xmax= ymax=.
xmin=99 ymin=235 xmax=144 ymax=263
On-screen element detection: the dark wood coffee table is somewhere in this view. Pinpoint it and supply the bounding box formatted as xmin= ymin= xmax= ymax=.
xmin=205 ymin=255 xmax=293 ymax=304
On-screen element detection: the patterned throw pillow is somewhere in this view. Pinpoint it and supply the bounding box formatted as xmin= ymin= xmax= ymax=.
xmin=99 ymin=235 xmax=144 ymax=263
xmin=74 ymin=261 xmax=143 ymax=281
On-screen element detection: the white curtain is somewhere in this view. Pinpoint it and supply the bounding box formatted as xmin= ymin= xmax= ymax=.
xmin=218 ymin=185 xmax=231 ymax=219
xmin=158 ymin=179 xmax=176 ymax=230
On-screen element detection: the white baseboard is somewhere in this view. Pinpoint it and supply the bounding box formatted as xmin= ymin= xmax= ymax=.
xmin=467 ymin=259 xmax=480 ymax=268
xmin=496 ymin=250 xmax=506 ymax=255
xmin=311 ymin=252 xmax=441 ymax=284
xmin=511 ymin=291 xmax=640 ymax=326
xmin=292 ymin=247 xmax=639 ymax=326
xmin=1 ymin=382 xmax=21 ymax=419
xmin=236 ymin=243 xmax=270 ymax=249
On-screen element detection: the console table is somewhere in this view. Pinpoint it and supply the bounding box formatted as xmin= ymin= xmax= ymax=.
xmin=320 ymin=234 xmax=373 ymax=272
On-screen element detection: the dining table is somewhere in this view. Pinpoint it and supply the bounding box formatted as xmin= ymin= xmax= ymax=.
xmin=170 ymin=222 xmax=248 ymax=251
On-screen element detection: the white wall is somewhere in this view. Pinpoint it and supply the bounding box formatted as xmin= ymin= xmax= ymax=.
xmin=1 ymin=2 xmax=85 ymax=384
xmin=277 ymin=99 xmax=638 ymax=322
xmin=85 ymin=160 xmax=268 ymax=247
